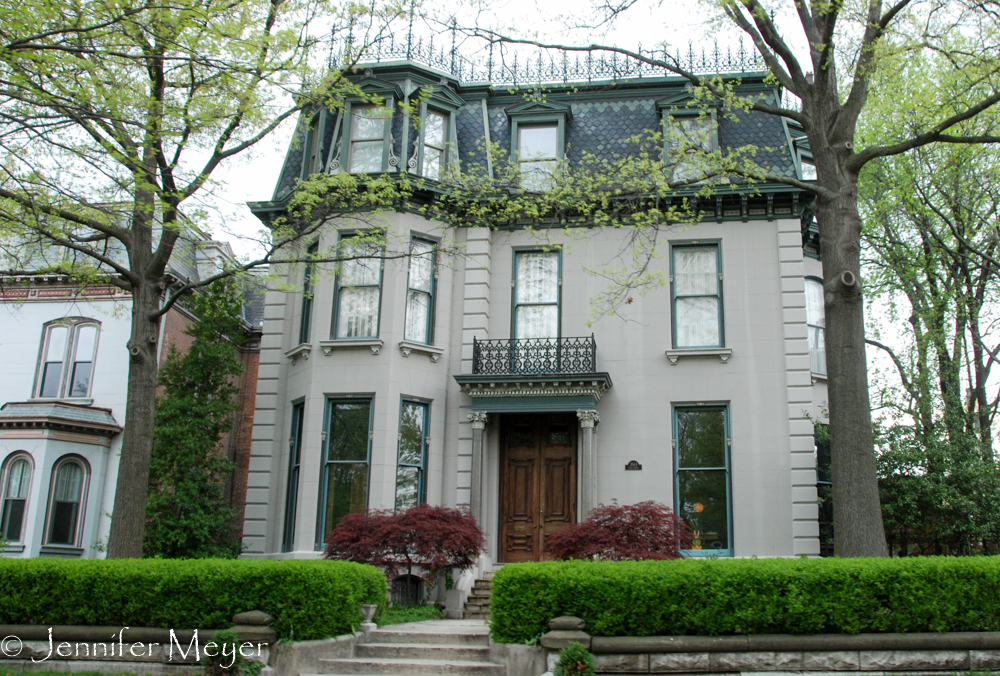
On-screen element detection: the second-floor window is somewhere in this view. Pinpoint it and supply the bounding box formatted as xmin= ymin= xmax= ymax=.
xmin=404 ymin=239 xmax=436 ymax=344
xmin=349 ymin=105 xmax=385 ymax=174
xmin=334 ymin=235 xmax=382 ymax=339
xmin=805 ymin=277 xmax=826 ymax=374
xmin=518 ymin=124 xmax=558 ymax=192
xmin=421 ymin=110 xmax=447 ymax=180
xmin=299 ymin=242 xmax=317 ymax=345
xmin=671 ymin=244 xmax=723 ymax=349
xmin=514 ymin=251 xmax=560 ymax=340
xmin=36 ymin=321 xmax=99 ymax=399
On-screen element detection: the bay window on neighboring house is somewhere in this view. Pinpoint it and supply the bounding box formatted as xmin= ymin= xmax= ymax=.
xmin=395 ymin=400 xmax=429 ymax=511
xmin=45 ymin=456 xmax=88 ymax=547
xmin=1 ymin=455 xmax=32 ymax=543
xmin=333 ymin=235 xmax=383 ymax=339
xmin=282 ymin=401 xmax=305 ymax=552
xmin=805 ymin=277 xmax=826 ymax=375
xmin=317 ymin=398 xmax=372 ymax=546
xmin=403 ymin=238 xmax=436 ymax=344
xmin=298 ymin=242 xmax=318 ymax=345
xmin=671 ymin=244 xmax=724 ymax=348
xmin=674 ymin=405 xmax=732 ymax=557
xmin=36 ymin=320 xmax=100 ymax=399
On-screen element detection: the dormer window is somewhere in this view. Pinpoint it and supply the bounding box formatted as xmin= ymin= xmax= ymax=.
xmin=665 ymin=113 xmax=716 ymax=184
xmin=349 ymin=106 xmax=387 ymax=174
xmin=421 ymin=110 xmax=447 ymax=180
xmin=800 ymin=156 xmax=817 ymax=180
xmin=35 ymin=320 xmax=100 ymax=399
xmin=518 ymin=124 xmax=559 ymax=192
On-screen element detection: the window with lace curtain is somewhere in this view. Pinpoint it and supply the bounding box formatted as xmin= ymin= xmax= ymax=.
xmin=805 ymin=277 xmax=826 ymax=374
xmin=333 ymin=235 xmax=383 ymax=339
xmin=403 ymin=238 xmax=436 ymax=344
xmin=671 ymin=243 xmax=724 ymax=349
xmin=513 ymin=251 xmax=560 ymax=340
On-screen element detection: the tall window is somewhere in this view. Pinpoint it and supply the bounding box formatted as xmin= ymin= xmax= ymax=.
xmin=518 ymin=124 xmax=558 ymax=192
xmin=318 ymin=399 xmax=372 ymax=544
xmin=674 ymin=405 xmax=731 ymax=556
xmin=46 ymin=457 xmax=87 ymax=546
xmin=422 ymin=110 xmax=447 ymax=180
xmin=514 ymin=251 xmax=560 ymax=340
xmin=282 ymin=402 xmax=305 ymax=553
xmin=334 ymin=235 xmax=383 ymax=339
xmin=1 ymin=455 xmax=32 ymax=543
xmin=348 ymin=106 xmax=385 ymax=174
xmin=665 ymin=114 xmax=714 ymax=183
xmin=395 ymin=400 xmax=429 ymax=511
xmin=671 ymin=244 xmax=723 ymax=349
xmin=299 ymin=243 xmax=317 ymax=345
xmin=36 ymin=321 xmax=100 ymax=399
xmin=805 ymin=277 xmax=826 ymax=374
xmin=404 ymin=239 xmax=436 ymax=344
xmin=301 ymin=113 xmax=321 ymax=179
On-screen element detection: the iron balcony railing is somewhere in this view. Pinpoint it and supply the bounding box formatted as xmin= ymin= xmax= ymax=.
xmin=472 ymin=335 xmax=597 ymax=375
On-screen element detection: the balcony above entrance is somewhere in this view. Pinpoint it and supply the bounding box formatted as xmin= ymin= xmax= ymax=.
xmin=455 ymin=336 xmax=612 ymax=413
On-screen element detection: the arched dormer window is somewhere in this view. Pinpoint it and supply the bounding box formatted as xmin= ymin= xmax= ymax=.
xmin=1 ymin=454 xmax=33 ymax=543
xmin=44 ymin=456 xmax=89 ymax=547
xmin=35 ymin=319 xmax=100 ymax=399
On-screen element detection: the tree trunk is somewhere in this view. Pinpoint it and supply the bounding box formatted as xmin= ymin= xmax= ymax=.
xmin=816 ymin=186 xmax=890 ymax=558
xmin=106 ymin=280 xmax=163 ymax=558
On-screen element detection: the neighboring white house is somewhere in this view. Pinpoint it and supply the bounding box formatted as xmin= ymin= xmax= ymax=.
xmin=0 ymin=232 xmax=263 ymax=558
xmin=242 ymin=46 xmax=829 ymax=565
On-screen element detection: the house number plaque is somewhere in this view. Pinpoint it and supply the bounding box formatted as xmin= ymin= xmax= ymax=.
xmin=625 ymin=460 xmax=642 ymax=470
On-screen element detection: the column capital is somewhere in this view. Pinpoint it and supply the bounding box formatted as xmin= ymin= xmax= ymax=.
xmin=577 ymin=409 xmax=600 ymax=428
xmin=468 ymin=411 xmax=489 ymax=429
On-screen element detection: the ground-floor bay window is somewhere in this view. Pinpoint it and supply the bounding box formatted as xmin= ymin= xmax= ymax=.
xmin=316 ymin=398 xmax=372 ymax=547
xmin=674 ymin=404 xmax=732 ymax=556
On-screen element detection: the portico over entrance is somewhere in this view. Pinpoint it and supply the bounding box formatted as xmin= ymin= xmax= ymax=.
xmin=455 ymin=336 xmax=611 ymax=562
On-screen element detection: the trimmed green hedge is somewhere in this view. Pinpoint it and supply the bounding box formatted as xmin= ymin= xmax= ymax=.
xmin=0 ymin=558 xmax=386 ymax=641
xmin=490 ymin=557 xmax=1000 ymax=643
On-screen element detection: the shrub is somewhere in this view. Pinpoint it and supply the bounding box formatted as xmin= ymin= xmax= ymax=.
xmin=554 ymin=641 xmax=595 ymax=676
xmin=0 ymin=558 xmax=385 ymax=641
xmin=545 ymin=501 xmax=689 ymax=561
xmin=325 ymin=505 xmax=485 ymax=583
xmin=490 ymin=557 xmax=1000 ymax=643
xmin=202 ymin=627 xmax=263 ymax=676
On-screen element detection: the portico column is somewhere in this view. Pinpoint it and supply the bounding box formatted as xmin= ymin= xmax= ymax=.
xmin=577 ymin=410 xmax=600 ymax=518
xmin=468 ymin=412 xmax=489 ymax=524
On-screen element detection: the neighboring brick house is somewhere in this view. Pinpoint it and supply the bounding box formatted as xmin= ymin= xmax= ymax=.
xmin=243 ymin=41 xmax=828 ymax=564
xmin=0 ymin=232 xmax=263 ymax=558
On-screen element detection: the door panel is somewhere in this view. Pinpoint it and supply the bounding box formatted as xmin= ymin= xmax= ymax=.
xmin=500 ymin=415 xmax=577 ymax=562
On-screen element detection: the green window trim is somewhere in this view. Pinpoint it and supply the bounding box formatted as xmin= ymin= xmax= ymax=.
xmin=300 ymin=110 xmax=325 ymax=180
xmin=413 ymin=104 xmax=458 ymax=180
xmin=298 ymin=242 xmax=318 ymax=345
xmin=395 ymin=398 xmax=430 ymax=511
xmin=331 ymin=232 xmax=384 ymax=340
xmin=511 ymin=248 xmax=562 ymax=340
xmin=315 ymin=396 xmax=374 ymax=549
xmin=673 ymin=403 xmax=732 ymax=558
xmin=329 ymin=82 xmax=402 ymax=175
xmin=403 ymin=236 xmax=437 ymax=345
xmin=282 ymin=400 xmax=305 ymax=553
xmin=670 ymin=242 xmax=724 ymax=350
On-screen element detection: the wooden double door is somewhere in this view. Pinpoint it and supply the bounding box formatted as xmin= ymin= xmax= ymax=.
xmin=499 ymin=414 xmax=577 ymax=562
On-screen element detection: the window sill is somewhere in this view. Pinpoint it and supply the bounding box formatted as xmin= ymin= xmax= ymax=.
xmin=39 ymin=545 xmax=84 ymax=558
xmin=1 ymin=543 xmax=25 ymax=554
xmin=284 ymin=343 xmax=312 ymax=363
xmin=29 ymin=397 xmax=94 ymax=406
xmin=399 ymin=341 xmax=444 ymax=362
xmin=665 ymin=348 xmax=732 ymax=364
xmin=811 ymin=372 xmax=827 ymax=383
xmin=319 ymin=339 xmax=384 ymax=355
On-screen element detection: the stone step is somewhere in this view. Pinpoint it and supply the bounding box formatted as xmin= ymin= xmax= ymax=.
xmin=466 ymin=593 xmax=491 ymax=602
xmin=368 ymin=629 xmax=489 ymax=646
xmin=464 ymin=612 xmax=490 ymax=620
xmin=472 ymin=583 xmax=491 ymax=591
xmin=315 ymin=657 xmax=504 ymax=675
xmin=356 ymin=643 xmax=491 ymax=662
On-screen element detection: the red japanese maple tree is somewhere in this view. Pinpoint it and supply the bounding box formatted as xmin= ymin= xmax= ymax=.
xmin=545 ymin=500 xmax=690 ymax=561
xmin=325 ymin=505 xmax=485 ymax=581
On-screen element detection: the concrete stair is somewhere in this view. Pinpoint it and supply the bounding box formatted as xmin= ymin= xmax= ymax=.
xmin=463 ymin=570 xmax=494 ymax=620
xmin=310 ymin=619 xmax=502 ymax=676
